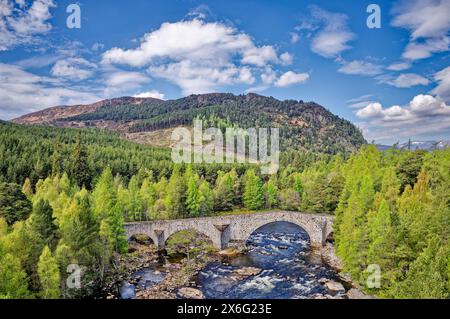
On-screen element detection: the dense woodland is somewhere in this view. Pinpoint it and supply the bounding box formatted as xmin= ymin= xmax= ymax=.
xmin=64 ymin=93 xmax=366 ymax=154
xmin=0 ymin=121 xmax=449 ymax=299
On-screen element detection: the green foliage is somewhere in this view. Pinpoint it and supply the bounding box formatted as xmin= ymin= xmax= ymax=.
xmin=37 ymin=246 xmax=60 ymax=299
xmin=69 ymin=133 xmax=91 ymax=188
xmin=67 ymin=93 xmax=366 ymax=154
xmin=0 ymin=182 xmax=32 ymax=225
xmin=29 ymin=199 xmax=59 ymax=250
xmin=243 ymin=170 xmax=264 ymax=210
xmin=0 ymin=253 xmax=30 ymax=299
xmin=334 ymin=146 xmax=450 ymax=298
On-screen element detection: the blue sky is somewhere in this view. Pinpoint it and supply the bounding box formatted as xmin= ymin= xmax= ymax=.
xmin=0 ymin=0 xmax=449 ymax=144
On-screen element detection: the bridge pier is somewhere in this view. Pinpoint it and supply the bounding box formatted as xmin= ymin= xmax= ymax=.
xmin=213 ymin=224 xmax=230 ymax=250
xmin=154 ymin=229 xmax=165 ymax=251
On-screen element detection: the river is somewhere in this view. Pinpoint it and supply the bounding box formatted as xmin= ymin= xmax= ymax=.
xmin=119 ymin=221 xmax=342 ymax=299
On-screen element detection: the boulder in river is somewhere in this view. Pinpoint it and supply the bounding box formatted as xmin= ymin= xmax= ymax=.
xmin=177 ymin=287 xmax=204 ymax=299
xmin=231 ymin=267 xmax=262 ymax=280
xmin=325 ymin=280 xmax=345 ymax=294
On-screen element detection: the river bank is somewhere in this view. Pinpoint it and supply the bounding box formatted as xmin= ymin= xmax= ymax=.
xmin=101 ymin=226 xmax=372 ymax=299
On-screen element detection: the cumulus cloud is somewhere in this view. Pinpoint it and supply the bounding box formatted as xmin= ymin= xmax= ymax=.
xmin=338 ymin=60 xmax=383 ymax=76
xmin=0 ymin=0 xmax=55 ymax=51
xmin=51 ymin=58 xmax=97 ymax=81
xmin=102 ymin=18 xmax=291 ymax=94
xmin=297 ymin=6 xmax=354 ymax=58
xmin=275 ymin=71 xmax=309 ymax=87
xmin=385 ymin=73 xmax=430 ymax=88
xmin=0 ymin=63 xmax=99 ymax=119
xmin=391 ymin=0 xmax=450 ymax=60
xmin=133 ymin=90 xmax=165 ymax=99
xmin=356 ymin=94 xmax=450 ymax=141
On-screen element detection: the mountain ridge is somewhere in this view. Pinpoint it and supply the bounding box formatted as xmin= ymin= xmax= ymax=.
xmin=11 ymin=93 xmax=367 ymax=154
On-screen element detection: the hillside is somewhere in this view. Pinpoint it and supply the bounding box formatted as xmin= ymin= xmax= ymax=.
xmin=12 ymin=93 xmax=366 ymax=154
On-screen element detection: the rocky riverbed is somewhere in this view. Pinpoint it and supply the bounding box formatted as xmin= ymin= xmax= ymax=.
xmin=100 ymin=224 xmax=372 ymax=299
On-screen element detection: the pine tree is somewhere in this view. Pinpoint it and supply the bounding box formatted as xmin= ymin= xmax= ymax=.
xmin=91 ymin=167 xmax=116 ymax=221
xmin=51 ymin=141 xmax=62 ymax=177
xmin=0 ymin=182 xmax=32 ymax=226
xmin=0 ymin=253 xmax=30 ymax=299
xmin=37 ymin=246 xmax=60 ymax=299
xmin=213 ymin=172 xmax=234 ymax=211
xmin=186 ymin=173 xmax=201 ymax=217
xmin=198 ymin=180 xmax=214 ymax=216
xmin=140 ymin=178 xmax=156 ymax=218
xmin=391 ymin=236 xmax=449 ymax=299
xmin=165 ymin=167 xmax=186 ymax=218
xmin=243 ymin=170 xmax=264 ymax=210
xmin=70 ymin=133 xmax=91 ymax=189
xmin=29 ymin=199 xmax=59 ymax=250
xmin=265 ymin=175 xmax=278 ymax=209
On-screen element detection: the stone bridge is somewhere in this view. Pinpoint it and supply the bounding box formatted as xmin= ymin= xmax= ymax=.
xmin=125 ymin=211 xmax=334 ymax=250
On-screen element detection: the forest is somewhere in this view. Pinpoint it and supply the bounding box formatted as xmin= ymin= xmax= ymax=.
xmin=0 ymin=121 xmax=449 ymax=299
xmin=62 ymin=93 xmax=366 ymax=154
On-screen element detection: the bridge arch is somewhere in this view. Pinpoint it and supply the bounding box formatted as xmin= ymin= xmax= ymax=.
xmin=237 ymin=217 xmax=315 ymax=247
xmin=244 ymin=221 xmax=311 ymax=244
xmin=163 ymin=225 xmax=217 ymax=249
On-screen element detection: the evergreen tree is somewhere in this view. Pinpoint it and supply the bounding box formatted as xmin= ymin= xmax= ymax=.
xmin=51 ymin=141 xmax=62 ymax=177
xmin=198 ymin=180 xmax=214 ymax=216
xmin=37 ymin=246 xmax=60 ymax=299
xmin=70 ymin=133 xmax=91 ymax=189
xmin=165 ymin=167 xmax=186 ymax=218
xmin=265 ymin=175 xmax=278 ymax=209
xmin=243 ymin=170 xmax=264 ymax=210
xmin=29 ymin=199 xmax=59 ymax=250
xmin=186 ymin=173 xmax=201 ymax=217
xmin=0 ymin=182 xmax=32 ymax=225
xmin=0 ymin=253 xmax=30 ymax=299
xmin=213 ymin=172 xmax=234 ymax=211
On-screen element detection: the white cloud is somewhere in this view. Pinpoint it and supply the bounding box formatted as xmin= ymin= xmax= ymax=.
xmin=133 ymin=90 xmax=165 ymax=99
xmin=0 ymin=0 xmax=55 ymax=51
xmin=386 ymin=73 xmax=430 ymax=88
xmin=391 ymin=0 xmax=450 ymax=60
xmin=148 ymin=60 xmax=254 ymax=95
xmin=290 ymin=32 xmax=300 ymax=44
xmin=102 ymin=19 xmax=284 ymax=67
xmin=275 ymin=71 xmax=309 ymax=87
xmin=356 ymin=94 xmax=450 ymax=141
xmin=51 ymin=58 xmax=96 ymax=81
xmin=105 ymin=71 xmax=150 ymax=88
xmin=300 ymin=6 xmax=354 ymax=58
xmin=431 ymin=66 xmax=450 ymax=103
xmin=102 ymin=18 xmax=289 ymax=94
xmin=261 ymin=66 xmax=277 ymax=85
xmin=387 ymin=62 xmax=411 ymax=71
xmin=402 ymin=36 xmax=449 ymax=60
xmin=338 ymin=60 xmax=383 ymax=76
xmin=356 ymin=102 xmax=384 ymax=119
xmin=0 ymin=63 xmax=99 ymax=119
xmin=280 ymin=52 xmax=294 ymax=65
